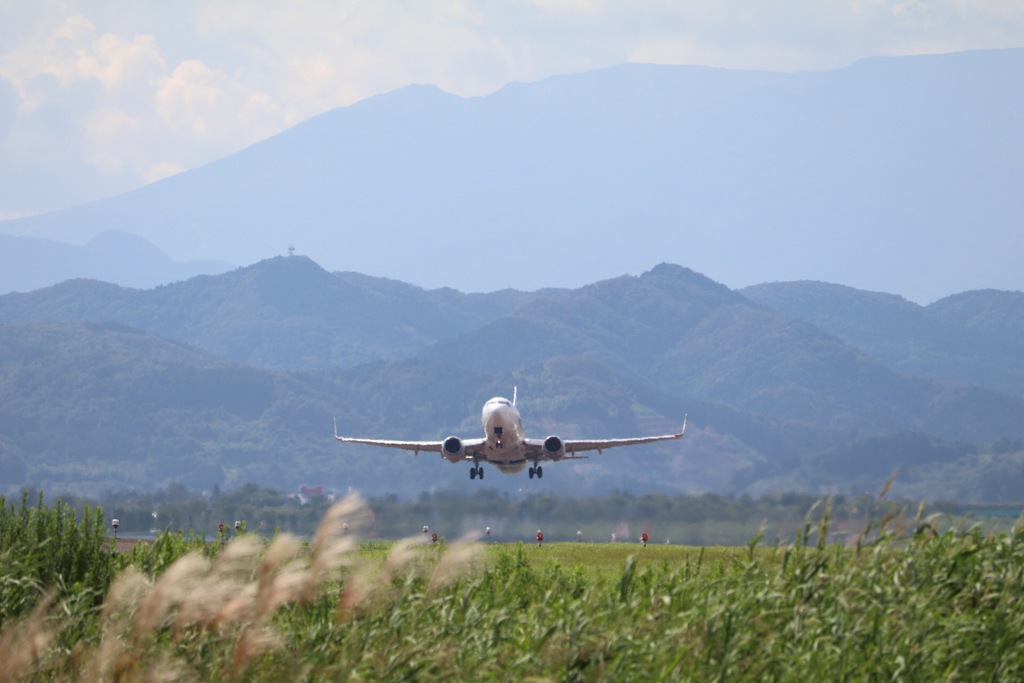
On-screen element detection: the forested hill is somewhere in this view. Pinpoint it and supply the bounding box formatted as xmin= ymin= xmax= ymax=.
xmin=0 ymin=258 xmax=1022 ymax=500
xmin=0 ymin=321 xmax=765 ymax=496
xmin=741 ymin=282 xmax=1024 ymax=398
xmin=419 ymin=264 xmax=1023 ymax=438
xmin=0 ymin=256 xmax=552 ymax=369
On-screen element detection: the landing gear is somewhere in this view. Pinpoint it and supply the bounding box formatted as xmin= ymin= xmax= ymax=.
xmin=528 ymin=465 xmax=543 ymax=479
xmin=470 ymin=465 xmax=484 ymax=480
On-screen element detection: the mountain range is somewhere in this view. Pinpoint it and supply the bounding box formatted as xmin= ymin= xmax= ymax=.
xmin=0 ymin=231 xmax=231 ymax=293
xmin=1 ymin=257 xmax=1021 ymax=501
xmin=1 ymin=48 xmax=1021 ymax=302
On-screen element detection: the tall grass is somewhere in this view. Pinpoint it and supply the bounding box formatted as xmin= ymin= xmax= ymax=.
xmin=0 ymin=491 xmax=115 ymax=622
xmin=2 ymin=494 xmax=1023 ymax=680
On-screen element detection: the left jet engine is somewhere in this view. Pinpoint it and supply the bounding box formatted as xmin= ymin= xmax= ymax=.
xmin=442 ymin=436 xmax=465 ymax=463
xmin=543 ymin=435 xmax=566 ymax=460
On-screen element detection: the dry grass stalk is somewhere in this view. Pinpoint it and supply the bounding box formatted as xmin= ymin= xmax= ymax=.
xmin=382 ymin=537 xmax=422 ymax=578
xmin=141 ymin=653 xmax=196 ymax=683
xmin=19 ymin=493 xmax=482 ymax=679
xmin=76 ymin=494 xmax=372 ymax=679
xmin=84 ymin=567 xmax=151 ymax=681
xmin=428 ymin=533 xmax=482 ymax=593
xmin=0 ymin=591 xmax=56 ymax=683
xmin=337 ymin=532 xmax=483 ymax=621
xmin=308 ymin=494 xmax=368 ymax=592
xmin=228 ymin=624 xmax=282 ymax=675
xmin=255 ymin=533 xmax=306 ymax=618
xmin=336 ymin=535 xmax=428 ymax=619
xmin=132 ymin=551 xmax=210 ymax=639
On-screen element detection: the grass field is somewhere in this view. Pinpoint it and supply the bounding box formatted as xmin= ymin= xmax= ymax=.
xmin=486 ymin=541 xmax=739 ymax=577
xmin=3 ymin=492 xmax=1024 ymax=681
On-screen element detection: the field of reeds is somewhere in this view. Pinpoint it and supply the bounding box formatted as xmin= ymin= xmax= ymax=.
xmin=2 ymin=491 xmax=1024 ymax=681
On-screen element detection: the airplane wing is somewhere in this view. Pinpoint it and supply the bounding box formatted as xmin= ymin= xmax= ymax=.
xmin=334 ymin=435 xmax=446 ymax=453
xmin=334 ymin=419 xmax=485 ymax=458
xmin=524 ymin=416 xmax=686 ymax=461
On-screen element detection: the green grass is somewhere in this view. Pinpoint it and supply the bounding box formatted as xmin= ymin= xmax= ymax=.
xmin=481 ymin=541 xmax=742 ymax=581
xmin=3 ymin=494 xmax=1024 ymax=681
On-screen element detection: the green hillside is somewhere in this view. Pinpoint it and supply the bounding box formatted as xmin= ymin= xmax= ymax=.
xmin=0 ymin=256 xmax=545 ymax=370
xmin=742 ymin=281 xmax=1024 ymax=398
xmin=1 ymin=259 xmax=1022 ymax=500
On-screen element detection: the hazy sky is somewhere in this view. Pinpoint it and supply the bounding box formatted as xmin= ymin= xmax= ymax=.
xmin=1 ymin=1 xmax=1022 ymax=220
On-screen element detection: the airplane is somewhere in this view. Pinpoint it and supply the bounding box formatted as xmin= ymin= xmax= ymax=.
xmin=334 ymin=388 xmax=686 ymax=479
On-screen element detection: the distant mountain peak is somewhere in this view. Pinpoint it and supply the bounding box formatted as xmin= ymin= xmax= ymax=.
xmin=742 ymin=281 xmax=919 ymax=310
xmin=0 ymin=230 xmax=232 ymax=294
xmin=638 ymin=263 xmax=746 ymax=303
xmin=643 ymin=263 xmax=731 ymax=287
xmin=243 ymin=253 xmax=325 ymax=274
xmin=1 ymin=49 xmax=1019 ymax=300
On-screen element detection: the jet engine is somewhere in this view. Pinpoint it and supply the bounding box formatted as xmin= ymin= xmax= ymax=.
xmin=543 ymin=435 xmax=565 ymax=460
xmin=442 ymin=436 xmax=464 ymax=463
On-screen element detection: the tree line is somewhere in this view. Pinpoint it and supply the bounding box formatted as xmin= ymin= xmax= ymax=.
xmin=36 ymin=483 xmax=996 ymax=546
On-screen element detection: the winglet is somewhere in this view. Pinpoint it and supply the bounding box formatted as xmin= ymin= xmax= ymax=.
xmin=513 ymin=385 xmax=517 ymax=406
xmin=333 ymin=417 xmax=341 ymax=441
xmin=679 ymin=414 xmax=687 ymax=438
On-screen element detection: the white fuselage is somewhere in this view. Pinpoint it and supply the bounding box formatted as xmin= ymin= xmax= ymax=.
xmin=336 ymin=388 xmax=683 ymax=479
xmin=480 ymin=397 xmax=529 ymax=473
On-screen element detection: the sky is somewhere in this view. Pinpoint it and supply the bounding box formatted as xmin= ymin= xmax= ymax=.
xmin=1 ymin=0 xmax=1022 ymax=221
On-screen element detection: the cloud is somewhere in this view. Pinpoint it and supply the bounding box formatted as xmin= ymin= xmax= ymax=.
xmin=154 ymin=58 xmax=285 ymax=143
xmin=0 ymin=6 xmax=289 ymax=212
xmin=142 ymin=160 xmax=187 ymax=185
xmin=4 ymin=14 xmax=164 ymax=106
xmin=156 ymin=60 xmax=227 ymax=138
xmin=0 ymin=75 xmax=17 ymax=137
xmin=0 ymin=0 xmax=1022 ymax=218
xmin=76 ymin=28 xmax=165 ymax=92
